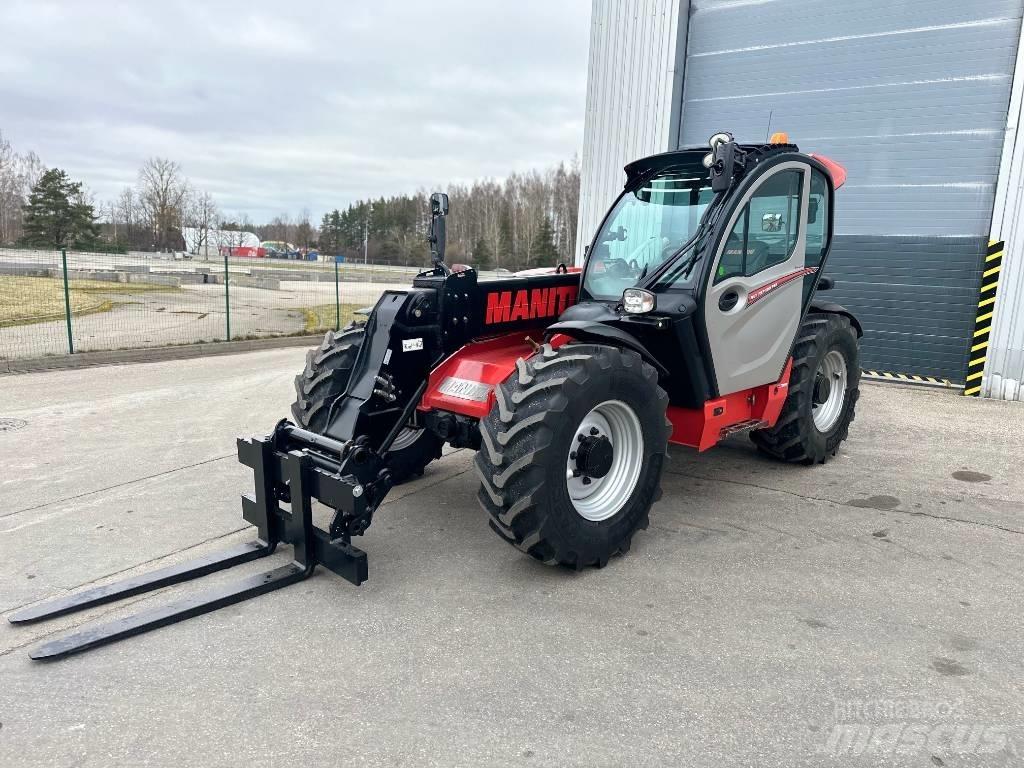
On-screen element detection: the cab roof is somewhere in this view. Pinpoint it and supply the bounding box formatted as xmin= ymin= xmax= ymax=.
xmin=623 ymin=143 xmax=800 ymax=187
xmin=623 ymin=142 xmax=846 ymax=190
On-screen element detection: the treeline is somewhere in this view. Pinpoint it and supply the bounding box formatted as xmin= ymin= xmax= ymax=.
xmin=319 ymin=161 xmax=580 ymax=270
xmin=1 ymin=127 xmax=581 ymax=269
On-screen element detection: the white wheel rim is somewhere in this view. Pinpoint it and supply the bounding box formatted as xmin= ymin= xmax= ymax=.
xmin=390 ymin=426 xmax=422 ymax=451
xmin=566 ymin=400 xmax=644 ymax=522
xmin=812 ymin=349 xmax=847 ymax=432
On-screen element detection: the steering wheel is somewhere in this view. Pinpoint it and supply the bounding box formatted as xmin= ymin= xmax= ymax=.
xmin=603 ymin=258 xmax=635 ymax=279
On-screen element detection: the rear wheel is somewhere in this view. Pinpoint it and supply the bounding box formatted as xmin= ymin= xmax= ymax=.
xmin=291 ymin=328 xmax=442 ymax=483
xmin=751 ymin=312 xmax=859 ymax=464
xmin=476 ymin=343 xmax=671 ymax=569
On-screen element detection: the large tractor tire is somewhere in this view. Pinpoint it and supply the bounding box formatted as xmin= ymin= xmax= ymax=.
xmin=751 ymin=312 xmax=859 ymax=464
xmin=476 ymin=343 xmax=671 ymax=569
xmin=292 ymin=328 xmax=442 ymax=483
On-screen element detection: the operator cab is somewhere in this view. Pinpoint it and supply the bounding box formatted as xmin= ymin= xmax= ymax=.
xmin=559 ymin=133 xmax=845 ymax=408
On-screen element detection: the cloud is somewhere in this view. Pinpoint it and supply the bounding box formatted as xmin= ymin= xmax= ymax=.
xmin=0 ymin=0 xmax=590 ymax=221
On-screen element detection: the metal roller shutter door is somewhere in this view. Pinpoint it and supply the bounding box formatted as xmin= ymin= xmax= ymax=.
xmin=678 ymin=0 xmax=1023 ymax=381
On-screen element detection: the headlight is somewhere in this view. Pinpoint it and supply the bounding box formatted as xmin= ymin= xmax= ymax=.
xmin=622 ymin=288 xmax=656 ymax=314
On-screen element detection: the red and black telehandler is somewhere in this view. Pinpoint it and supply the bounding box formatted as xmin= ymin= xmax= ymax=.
xmin=12 ymin=132 xmax=861 ymax=659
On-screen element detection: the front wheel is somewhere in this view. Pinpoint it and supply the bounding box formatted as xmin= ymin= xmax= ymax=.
xmin=751 ymin=312 xmax=860 ymax=464
xmin=475 ymin=343 xmax=671 ymax=569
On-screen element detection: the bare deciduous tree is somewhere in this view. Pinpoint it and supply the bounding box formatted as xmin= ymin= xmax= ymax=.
xmin=138 ymin=157 xmax=188 ymax=251
xmin=0 ymin=130 xmax=44 ymax=244
xmin=183 ymin=189 xmax=219 ymax=256
xmin=115 ymin=186 xmax=142 ymax=248
xmin=295 ymin=208 xmax=313 ymax=249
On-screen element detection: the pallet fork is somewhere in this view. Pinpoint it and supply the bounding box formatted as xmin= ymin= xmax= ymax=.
xmin=10 ymin=425 xmax=382 ymax=660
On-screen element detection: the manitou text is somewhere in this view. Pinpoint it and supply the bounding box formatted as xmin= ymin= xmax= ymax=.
xmin=484 ymin=285 xmax=579 ymax=325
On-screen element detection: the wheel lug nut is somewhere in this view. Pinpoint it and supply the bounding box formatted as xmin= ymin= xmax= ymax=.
xmin=570 ymin=451 xmax=577 ymax=460
xmin=582 ymin=476 xmax=591 ymax=485
xmin=578 ymin=434 xmax=585 ymax=442
xmin=589 ymin=427 xmax=599 ymax=436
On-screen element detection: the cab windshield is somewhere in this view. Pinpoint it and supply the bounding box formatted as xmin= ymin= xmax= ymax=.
xmin=583 ymin=170 xmax=714 ymax=300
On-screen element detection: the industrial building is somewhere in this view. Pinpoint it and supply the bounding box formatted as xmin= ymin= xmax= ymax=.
xmin=576 ymin=0 xmax=1024 ymax=400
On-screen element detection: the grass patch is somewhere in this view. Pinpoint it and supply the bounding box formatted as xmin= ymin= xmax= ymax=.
xmin=299 ymin=303 xmax=363 ymax=333
xmin=0 ymin=275 xmax=180 ymax=328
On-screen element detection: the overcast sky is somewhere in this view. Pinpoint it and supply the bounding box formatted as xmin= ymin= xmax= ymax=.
xmin=0 ymin=0 xmax=591 ymax=222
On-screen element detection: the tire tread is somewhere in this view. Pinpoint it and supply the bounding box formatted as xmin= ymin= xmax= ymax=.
xmin=751 ymin=313 xmax=860 ymax=464
xmin=477 ymin=343 xmax=669 ymax=568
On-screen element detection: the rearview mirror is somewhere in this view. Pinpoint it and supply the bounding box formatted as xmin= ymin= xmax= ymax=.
xmin=430 ymin=192 xmax=449 ymax=216
xmin=762 ymin=213 xmax=783 ymax=232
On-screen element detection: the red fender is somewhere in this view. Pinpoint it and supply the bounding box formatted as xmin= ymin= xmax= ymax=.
xmin=418 ymin=333 xmax=572 ymax=419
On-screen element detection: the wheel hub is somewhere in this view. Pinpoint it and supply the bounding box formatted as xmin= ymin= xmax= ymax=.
xmin=574 ymin=433 xmax=614 ymax=479
xmin=813 ymin=373 xmax=832 ymax=406
xmin=566 ymin=400 xmax=644 ymax=522
xmin=811 ymin=349 xmax=848 ymax=432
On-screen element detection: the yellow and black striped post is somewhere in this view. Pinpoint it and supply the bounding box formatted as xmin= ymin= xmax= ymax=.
xmin=963 ymin=240 xmax=1004 ymax=396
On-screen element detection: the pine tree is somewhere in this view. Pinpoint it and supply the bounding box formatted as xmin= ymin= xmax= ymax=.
xmin=21 ymin=169 xmax=98 ymax=249
xmin=530 ymin=216 xmax=558 ymax=267
xmin=497 ymin=213 xmax=514 ymax=269
xmin=319 ymin=212 xmax=332 ymax=252
xmin=472 ymin=237 xmax=493 ymax=271
xmin=319 ymin=209 xmax=345 ymax=255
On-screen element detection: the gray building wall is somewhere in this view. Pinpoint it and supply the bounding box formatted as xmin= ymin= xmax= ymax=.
xmin=678 ymin=0 xmax=1022 ymax=383
xmin=578 ymin=0 xmax=1024 ymax=396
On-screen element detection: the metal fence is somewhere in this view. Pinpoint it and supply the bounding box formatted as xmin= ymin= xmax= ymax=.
xmin=0 ymin=247 xmax=425 ymax=360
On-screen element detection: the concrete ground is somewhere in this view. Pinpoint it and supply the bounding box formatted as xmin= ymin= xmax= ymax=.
xmin=0 ymin=350 xmax=1022 ymax=767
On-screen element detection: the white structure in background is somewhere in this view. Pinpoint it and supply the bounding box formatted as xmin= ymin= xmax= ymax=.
xmin=576 ymin=0 xmax=687 ymax=267
xmin=987 ymin=27 xmax=1024 ymax=401
xmin=182 ymin=227 xmax=261 ymax=258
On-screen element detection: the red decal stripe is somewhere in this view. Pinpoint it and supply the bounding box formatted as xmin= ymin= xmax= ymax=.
xmin=747 ymin=267 xmax=817 ymax=306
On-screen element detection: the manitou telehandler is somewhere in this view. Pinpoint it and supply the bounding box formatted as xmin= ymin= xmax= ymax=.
xmin=12 ymin=132 xmax=861 ymax=659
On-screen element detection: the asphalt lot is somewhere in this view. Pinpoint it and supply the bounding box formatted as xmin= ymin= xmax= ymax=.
xmin=1 ymin=349 xmax=1022 ymax=767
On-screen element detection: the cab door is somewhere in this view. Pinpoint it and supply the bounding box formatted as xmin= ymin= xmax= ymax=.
xmin=703 ymin=161 xmax=812 ymax=395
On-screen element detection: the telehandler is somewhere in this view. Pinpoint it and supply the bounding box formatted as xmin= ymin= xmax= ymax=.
xmin=12 ymin=132 xmax=860 ymax=659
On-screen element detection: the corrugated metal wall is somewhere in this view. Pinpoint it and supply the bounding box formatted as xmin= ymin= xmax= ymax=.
xmin=678 ymin=0 xmax=1023 ymax=382
xmin=575 ymin=0 xmax=689 ymax=262
xmin=986 ymin=20 xmax=1024 ymax=400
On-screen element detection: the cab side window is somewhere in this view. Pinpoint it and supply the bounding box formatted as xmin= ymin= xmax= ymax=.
xmin=805 ymin=168 xmax=830 ymax=269
xmin=715 ymin=169 xmax=804 ymax=284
